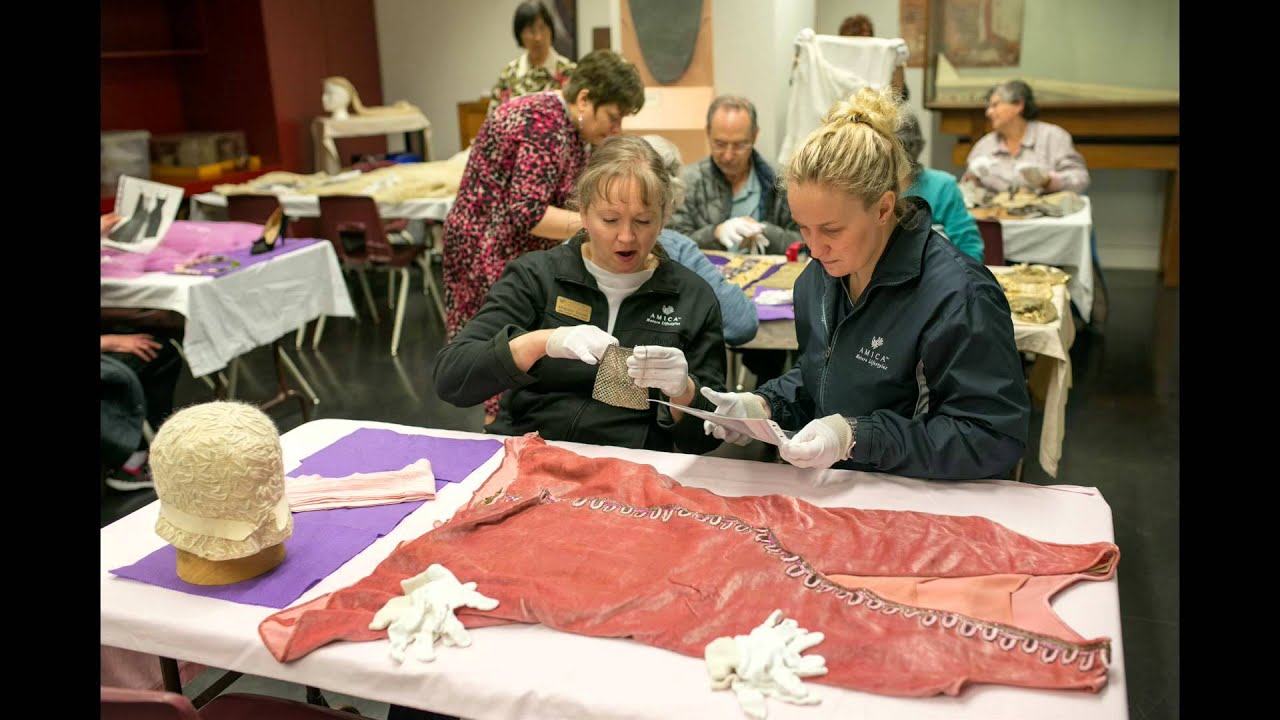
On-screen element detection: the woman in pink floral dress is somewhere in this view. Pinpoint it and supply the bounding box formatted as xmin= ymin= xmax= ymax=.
xmin=443 ymin=49 xmax=644 ymax=419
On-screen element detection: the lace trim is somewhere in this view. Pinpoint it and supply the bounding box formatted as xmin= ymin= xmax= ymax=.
xmin=550 ymin=493 xmax=1110 ymax=672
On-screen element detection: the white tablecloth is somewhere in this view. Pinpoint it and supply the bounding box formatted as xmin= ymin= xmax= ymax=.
xmin=101 ymin=419 xmax=1126 ymax=720
xmin=1000 ymin=198 xmax=1094 ymax=323
xmin=190 ymin=192 xmax=454 ymax=222
xmin=99 ymin=242 xmax=355 ymax=378
xmin=993 ymin=268 xmax=1076 ymax=477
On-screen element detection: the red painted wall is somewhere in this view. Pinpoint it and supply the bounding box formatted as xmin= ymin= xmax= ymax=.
xmin=178 ymin=0 xmax=279 ymax=164
xmin=101 ymin=60 xmax=187 ymax=133
xmin=101 ymin=0 xmax=387 ymax=172
xmin=261 ymin=0 xmax=386 ymax=172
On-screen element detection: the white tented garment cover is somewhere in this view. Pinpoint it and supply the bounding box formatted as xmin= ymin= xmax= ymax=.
xmin=779 ymin=29 xmax=909 ymax=166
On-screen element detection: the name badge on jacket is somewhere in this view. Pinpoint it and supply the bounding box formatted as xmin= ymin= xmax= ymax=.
xmin=555 ymin=296 xmax=592 ymax=323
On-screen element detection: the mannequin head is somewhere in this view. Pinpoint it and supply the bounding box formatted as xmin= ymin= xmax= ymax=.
xmin=322 ymin=77 xmax=355 ymax=119
xmin=321 ymin=75 xmax=420 ymax=119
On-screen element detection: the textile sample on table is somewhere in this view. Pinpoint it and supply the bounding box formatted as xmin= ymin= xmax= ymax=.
xmin=260 ymin=434 xmax=1120 ymax=698
xmin=286 ymin=459 xmax=437 ymax=512
xmin=592 ymin=345 xmax=649 ymax=410
xmin=712 ymin=254 xmax=787 ymax=289
xmin=968 ymin=189 xmax=1085 ymax=221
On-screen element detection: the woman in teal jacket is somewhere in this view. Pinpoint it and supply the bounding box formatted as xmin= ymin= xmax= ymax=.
xmin=897 ymin=110 xmax=984 ymax=263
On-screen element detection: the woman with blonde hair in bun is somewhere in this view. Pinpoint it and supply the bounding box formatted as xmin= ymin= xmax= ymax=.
xmin=700 ymin=86 xmax=1031 ymax=481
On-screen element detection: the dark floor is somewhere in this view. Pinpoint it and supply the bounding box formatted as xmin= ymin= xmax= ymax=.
xmin=102 ymin=264 xmax=1179 ymax=720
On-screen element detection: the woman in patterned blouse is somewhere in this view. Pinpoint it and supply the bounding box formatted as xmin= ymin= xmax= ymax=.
xmin=488 ymin=1 xmax=577 ymax=115
xmin=443 ymin=48 xmax=644 ymax=420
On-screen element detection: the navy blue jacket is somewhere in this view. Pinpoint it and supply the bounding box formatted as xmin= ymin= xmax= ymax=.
xmin=756 ymin=198 xmax=1030 ymax=480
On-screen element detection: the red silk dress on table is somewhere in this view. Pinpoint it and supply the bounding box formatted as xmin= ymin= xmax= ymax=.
xmin=260 ymin=435 xmax=1118 ymax=698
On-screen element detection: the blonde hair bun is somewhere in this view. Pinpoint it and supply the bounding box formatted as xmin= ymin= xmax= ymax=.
xmin=786 ymin=85 xmax=914 ymax=210
xmin=823 ymin=86 xmax=903 ymax=139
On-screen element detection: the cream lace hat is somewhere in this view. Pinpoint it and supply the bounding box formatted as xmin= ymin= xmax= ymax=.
xmin=150 ymin=402 xmax=293 ymax=561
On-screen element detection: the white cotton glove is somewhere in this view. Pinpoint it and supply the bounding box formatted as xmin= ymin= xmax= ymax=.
xmin=545 ymin=324 xmax=619 ymax=365
xmin=968 ymin=155 xmax=997 ymax=180
xmin=705 ymin=609 xmax=828 ymax=720
xmin=700 ymin=387 xmax=769 ymax=446
xmin=717 ymin=217 xmax=766 ymax=250
xmin=627 ymin=345 xmax=692 ymax=398
xmin=742 ymin=232 xmax=770 ymax=255
xmin=778 ymin=414 xmax=854 ymax=469
xmin=369 ymin=563 xmax=500 ymax=664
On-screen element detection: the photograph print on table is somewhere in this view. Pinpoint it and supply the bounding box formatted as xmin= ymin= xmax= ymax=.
xmin=103 ymin=175 xmax=185 ymax=254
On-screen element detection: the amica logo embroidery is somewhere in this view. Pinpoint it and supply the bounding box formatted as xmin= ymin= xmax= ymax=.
xmin=857 ymin=337 xmax=889 ymax=370
xmin=647 ymin=304 xmax=682 ymax=328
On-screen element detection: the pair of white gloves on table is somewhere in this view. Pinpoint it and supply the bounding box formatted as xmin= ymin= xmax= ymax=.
xmin=700 ymin=388 xmax=854 ymax=469
xmin=369 ymin=564 xmax=500 ymax=663
xmin=545 ymin=325 xmax=691 ymax=398
xmin=705 ymin=609 xmax=828 ymax=719
xmin=718 ymin=217 xmax=769 ymax=254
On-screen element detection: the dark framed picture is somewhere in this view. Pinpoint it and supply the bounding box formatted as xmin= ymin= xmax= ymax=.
xmin=548 ymin=0 xmax=578 ymax=61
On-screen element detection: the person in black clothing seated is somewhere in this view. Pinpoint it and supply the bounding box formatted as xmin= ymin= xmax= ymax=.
xmin=433 ymin=135 xmax=728 ymax=450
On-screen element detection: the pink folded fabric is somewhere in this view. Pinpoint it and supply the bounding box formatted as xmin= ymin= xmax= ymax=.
xmin=101 ymin=220 xmax=264 ymax=278
xmin=286 ymin=459 xmax=437 ymax=512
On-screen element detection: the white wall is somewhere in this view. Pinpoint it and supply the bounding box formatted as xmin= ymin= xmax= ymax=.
xmin=375 ymin=0 xmax=530 ymax=159
xmin=925 ymin=0 xmax=1179 ymax=94
xmin=770 ymin=0 xmax=818 ymax=163
xmin=577 ymin=0 xmax=613 ymax=56
xmin=713 ymin=0 xmax=815 ymax=165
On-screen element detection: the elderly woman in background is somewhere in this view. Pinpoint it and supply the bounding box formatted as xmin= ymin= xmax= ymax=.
xmin=488 ymin=1 xmax=576 ymax=114
xmin=896 ymin=110 xmax=983 ymax=262
xmin=639 ymin=134 xmax=759 ymax=347
xmin=962 ymin=80 xmax=1090 ymax=194
xmin=435 ymin=136 xmax=728 ymax=453
xmin=443 ymin=48 xmax=644 ymax=420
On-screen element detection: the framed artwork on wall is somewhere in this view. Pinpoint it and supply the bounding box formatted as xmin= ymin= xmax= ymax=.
xmin=937 ymin=0 xmax=1024 ymax=68
xmin=900 ymin=0 xmax=928 ymax=68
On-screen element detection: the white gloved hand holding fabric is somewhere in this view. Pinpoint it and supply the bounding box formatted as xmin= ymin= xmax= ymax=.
xmin=626 ymin=345 xmax=692 ymax=398
xmin=369 ymin=563 xmax=500 ymax=663
xmin=705 ymin=609 xmax=828 ymax=719
xmin=717 ymin=217 xmax=766 ymax=250
xmin=1016 ymin=161 xmax=1050 ymax=191
xmin=545 ymin=324 xmax=619 ymax=365
xmin=778 ymin=414 xmax=853 ymax=469
xmin=742 ymin=232 xmax=770 ymax=255
xmin=700 ymin=387 xmax=769 ymax=446
xmin=968 ymin=155 xmax=997 ymax=180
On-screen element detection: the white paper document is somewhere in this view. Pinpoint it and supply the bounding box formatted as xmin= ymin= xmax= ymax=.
xmin=649 ymin=399 xmax=794 ymax=446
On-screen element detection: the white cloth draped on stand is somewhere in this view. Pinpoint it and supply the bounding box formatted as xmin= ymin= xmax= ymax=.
xmin=779 ymin=30 xmax=909 ymax=166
